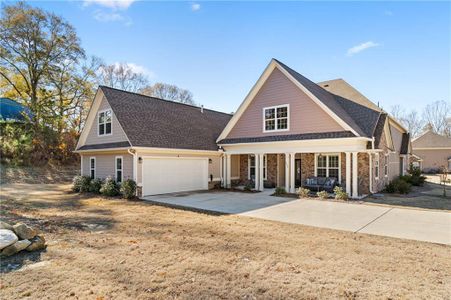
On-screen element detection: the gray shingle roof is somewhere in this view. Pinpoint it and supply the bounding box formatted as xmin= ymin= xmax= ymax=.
xmin=274 ymin=59 xmax=382 ymax=138
xmin=99 ymin=86 xmax=232 ymax=151
xmin=78 ymin=141 xmax=130 ymax=151
xmin=218 ymin=131 xmax=355 ymax=144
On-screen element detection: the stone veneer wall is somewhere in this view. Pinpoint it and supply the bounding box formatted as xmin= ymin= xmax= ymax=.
xmin=358 ymin=152 xmax=370 ymax=195
xmin=238 ymin=154 xmax=278 ymax=187
xmin=300 ymin=153 xmax=315 ymax=183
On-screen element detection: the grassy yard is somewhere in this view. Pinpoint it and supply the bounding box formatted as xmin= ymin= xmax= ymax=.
xmin=1 ymin=184 xmax=450 ymax=299
xmin=364 ymin=176 xmax=451 ymax=210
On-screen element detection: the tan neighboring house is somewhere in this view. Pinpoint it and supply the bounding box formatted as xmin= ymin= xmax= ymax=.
xmin=75 ymin=59 xmax=411 ymax=198
xmin=411 ymin=130 xmax=451 ymax=172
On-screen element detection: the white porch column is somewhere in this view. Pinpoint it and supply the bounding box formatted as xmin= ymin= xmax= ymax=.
xmin=369 ymin=153 xmax=373 ymax=193
xmin=254 ymin=154 xmax=260 ymax=191
xmin=226 ymin=154 xmax=232 ymax=188
xmin=345 ymin=152 xmax=351 ymax=196
xmin=276 ymin=154 xmax=280 ymax=187
xmin=258 ymin=153 xmax=265 ymax=191
xmin=219 ymin=154 xmax=224 ymax=187
xmin=290 ymin=153 xmax=295 ymax=193
xmin=284 ymin=153 xmax=290 ymax=192
xmin=352 ymin=152 xmax=358 ymax=198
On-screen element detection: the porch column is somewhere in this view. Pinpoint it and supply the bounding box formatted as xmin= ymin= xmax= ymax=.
xmin=290 ymin=153 xmax=295 ymax=193
xmin=285 ymin=153 xmax=290 ymax=192
xmin=345 ymin=152 xmax=351 ymax=196
xmin=369 ymin=153 xmax=373 ymax=193
xmin=258 ymin=153 xmax=265 ymax=191
xmin=226 ymin=154 xmax=232 ymax=188
xmin=352 ymin=152 xmax=358 ymax=198
xmin=276 ymin=154 xmax=280 ymax=187
xmin=220 ymin=154 xmax=224 ymax=187
xmin=254 ymin=154 xmax=259 ymax=191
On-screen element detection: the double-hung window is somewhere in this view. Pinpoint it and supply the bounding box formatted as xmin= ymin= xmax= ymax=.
xmin=316 ymin=154 xmax=340 ymax=180
xmin=374 ymin=155 xmax=380 ymax=180
xmin=263 ymin=105 xmax=289 ymax=132
xmin=248 ymin=154 xmax=267 ymax=180
xmin=98 ymin=109 xmax=112 ymax=136
xmin=115 ymin=156 xmax=123 ymax=183
xmin=90 ymin=157 xmax=96 ymax=179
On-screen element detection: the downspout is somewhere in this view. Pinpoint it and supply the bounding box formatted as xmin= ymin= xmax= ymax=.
xmin=369 ymin=136 xmax=375 ymax=194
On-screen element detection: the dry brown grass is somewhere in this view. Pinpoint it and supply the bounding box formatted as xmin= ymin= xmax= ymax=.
xmin=1 ymin=184 xmax=450 ymax=299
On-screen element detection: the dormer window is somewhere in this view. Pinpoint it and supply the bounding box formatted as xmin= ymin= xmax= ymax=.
xmin=98 ymin=109 xmax=112 ymax=136
xmin=263 ymin=105 xmax=289 ymax=132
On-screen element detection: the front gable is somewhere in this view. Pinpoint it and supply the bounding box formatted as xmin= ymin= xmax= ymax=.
xmin=76 ymin=89 xmax=130 ymax=149
xmin=222 ymin=64 xmax=346 ymax=140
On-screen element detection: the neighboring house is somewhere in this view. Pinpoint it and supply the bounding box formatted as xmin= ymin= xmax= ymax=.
xmin=0 ymin=98 xmax=32 ymax=123
xmin=411 ymin=130 xmax=451 ymax=172
xmin=75 ymin=59 xmax=411 ymax=198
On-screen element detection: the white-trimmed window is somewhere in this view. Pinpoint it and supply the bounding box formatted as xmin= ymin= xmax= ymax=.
xmin=374 ymin=154 xmax=380 ymax=180
xmin=98 ymin=109 xmax=112 ymax=136
xmin=316 ymin=154 xmax=340 ymax=180
xmin=115 ymin=156 xmax=123 ymax=183
xmin=263 ymin=105 xmax=289 ymax=132
xmin=384 ymin=154 xmax=389 ymax=177
xmin=90 ymin=157 xmax=96 ymax=179
xmin=248 ymin=154 xmax=267 ymax=180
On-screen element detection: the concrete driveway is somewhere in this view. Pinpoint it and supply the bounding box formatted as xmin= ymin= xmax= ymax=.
xmin=144 ymin=191 xmax=451 ymax=245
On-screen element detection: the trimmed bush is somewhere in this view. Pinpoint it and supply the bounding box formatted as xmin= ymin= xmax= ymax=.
xmin=243 ymin=180 xmax=254 ymax=191
xmin=385 ymin=178 xmax=412 ymax=194
xmin=333 ymin=186 xmax=348 ymax=200
xmin=89 ymin=178 xmax=103 ymax=194
xmin=297 ymin=187 xmax=310 ymax=198
xmin=317 ymin=190 xmax=329 ymax=199
xmin=72 ymin=175 xmax=91 ymax=193
xmin=100 ymin=177 xmax=120 ymax=197
xmin=274 ymin=187 xmax=286 ymax=195
xmin=120 ymin=179 xmax=137 ymax=199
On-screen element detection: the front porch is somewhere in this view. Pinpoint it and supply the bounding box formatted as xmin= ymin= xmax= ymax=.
xmin=221 ymin=152 xmax=371 ymax=199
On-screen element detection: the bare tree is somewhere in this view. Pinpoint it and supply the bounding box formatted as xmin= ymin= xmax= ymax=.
xmin=422 ymin=100 xmax=451 ymax=136
xmin=390 ymin=105 xmax=405 ymax=122
xmin=401 ymin=110 xmax=424 ymax=138
xmin=140 ymin=82 xmax=196 ymax=105
xmin=98 ymin=63 xmax=148 ymax=92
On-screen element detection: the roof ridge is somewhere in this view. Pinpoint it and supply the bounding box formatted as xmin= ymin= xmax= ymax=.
xmin=99 ymin=85 xmax=232 ymax=116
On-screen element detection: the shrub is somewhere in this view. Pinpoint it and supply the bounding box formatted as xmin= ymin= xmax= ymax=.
xmin=243 ymin=180 xmax=254 ymax=191
xmin=296 ymin=187 xmax=310 ymax=198
xmin=317 ymin=190 xmax=329 ymax=199
xmin=89 ymin=178 xmax=103 ymax=194
xmin=274 ymin=187 xmax=286 ymax=195
xmin=333 ymin=186 xmax=348 ymax=201
xmin=120 ymin=179 xmax=137 ymax=199
xmin=100 ymin=177 xmax=120 ymax=197
xmin=72 ymin=175 xmax=91 ymax=193
xmin=385 ymin=178 xmax=412 ymax=194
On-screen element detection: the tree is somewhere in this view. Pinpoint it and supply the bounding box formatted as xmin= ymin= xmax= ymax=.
xmin=141 ymin=82 xmax=196 ymax=105
xmin=402 ymin=110 xmax=424 ymax=138
xmin=98 ymin=63 xmax=148 ymax=92
xmin=422 ymin=100 xmax=451 ymax=137
xmin=0 ymin=2 xmax=84 ymax=129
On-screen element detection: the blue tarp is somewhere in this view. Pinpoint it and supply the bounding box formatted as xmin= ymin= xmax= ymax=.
xmin=0 ymin=97 xmax=32 ymax=122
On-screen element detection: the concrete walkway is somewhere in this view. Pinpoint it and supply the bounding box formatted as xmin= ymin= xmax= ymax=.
xmin=144 ymin=191 xmax=451 ymax=245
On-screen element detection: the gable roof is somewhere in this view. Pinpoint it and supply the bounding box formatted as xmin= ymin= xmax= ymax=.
xmin=78 ymin=86 xmax=232 ymax=151
xmin=317 ymin=79 xmax=382 ymax=112
xmin=412 ymin=130 xmax=451 ymax=148
xmin=273 ymin=60 xmax=382 ymax=138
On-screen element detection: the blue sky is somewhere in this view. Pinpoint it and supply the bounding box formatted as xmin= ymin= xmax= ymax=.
xmin=20 ymin=1 xmax=451 ymax=113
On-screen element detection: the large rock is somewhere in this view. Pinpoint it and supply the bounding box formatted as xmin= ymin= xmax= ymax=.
xmin=0 ymin=239 xmax=31 ymax=256
xmin=0 ymin=229 xmax=18 ymax=250
xmin=26 ymin=235 xmax=46 ymax=252
xmin=13 ymin=223 xmax=37 ymax=240
xmin=0 ymin=221 xmax=13 ymax=230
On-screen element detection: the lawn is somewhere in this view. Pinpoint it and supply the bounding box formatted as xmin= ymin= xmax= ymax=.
xmin=1 ymin=184 xmax=450 ymax=299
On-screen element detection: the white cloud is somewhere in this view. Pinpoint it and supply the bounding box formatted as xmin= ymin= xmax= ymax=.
xmin=113 ymin=62 xmax=155 ymax=78
xmin=84 ymin=0 xmax=136 ymax=10
xmin=93 ymin=11 xmax=124 ymax=22
xmin=347 ymin=41 xmax=380 ymax=56
xmin=191 ymin=3 xmax=201 ymax=11
xmin=384 ymin=10 xmax=394 ymax=16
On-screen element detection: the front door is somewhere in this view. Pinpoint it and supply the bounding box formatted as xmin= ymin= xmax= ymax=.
xmin=295 ymin=159 xmax=302 ymax=188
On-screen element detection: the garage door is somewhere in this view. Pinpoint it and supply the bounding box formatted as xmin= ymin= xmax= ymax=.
xmin=142 ymin=157 xmax=209 ymax=196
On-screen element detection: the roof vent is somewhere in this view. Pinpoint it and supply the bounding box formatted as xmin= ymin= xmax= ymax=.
xmin=200 ymin=105 xmax=204 ymax=113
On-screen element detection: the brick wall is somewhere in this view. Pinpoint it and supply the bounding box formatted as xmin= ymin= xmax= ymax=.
xmin=358 ymin=152 xmax=370 ymax=195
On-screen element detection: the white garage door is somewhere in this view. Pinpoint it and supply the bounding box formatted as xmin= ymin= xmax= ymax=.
xmin=142 ymin=157 xmax=209 ymax=196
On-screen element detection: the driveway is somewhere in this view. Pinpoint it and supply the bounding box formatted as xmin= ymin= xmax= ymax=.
xmin=144 ymin=191 xmax=451 ymax=245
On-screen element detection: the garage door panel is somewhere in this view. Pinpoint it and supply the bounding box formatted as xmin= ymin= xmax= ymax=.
xmin=142 ymin=157 xmax=208 ymax=196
